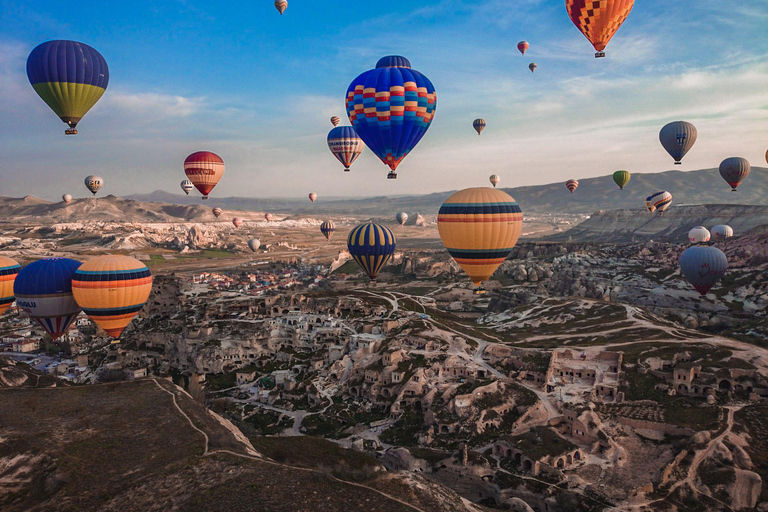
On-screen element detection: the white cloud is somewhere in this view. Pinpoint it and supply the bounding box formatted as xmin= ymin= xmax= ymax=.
xmin=104 ymin=92 xmax=202 ymax=118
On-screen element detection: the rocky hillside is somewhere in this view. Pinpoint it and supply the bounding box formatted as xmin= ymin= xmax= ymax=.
xmin=547 ymin=204 xmax=768 ymax=243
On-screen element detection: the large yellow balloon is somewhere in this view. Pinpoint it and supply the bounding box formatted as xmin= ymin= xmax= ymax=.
xmin=437 ymin=188 xmax=523 ymax=286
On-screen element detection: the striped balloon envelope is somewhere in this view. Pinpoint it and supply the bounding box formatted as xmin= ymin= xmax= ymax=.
xmin=719 ymin=157 xmax=750 ymax=192
xmin=275 ymin=0 xmax=287 ymax=14
xmin=327 ymin=126 xmax=364 ymax=172
xmin=346 ymin=223 xmax=396 ymax=280
xmin=346 ymin=56 xmax=436 ymax=179
xmin=647 ymin=191 xmax=672 ymax=214
xmin=330 ymin=116 xmax=340 ymax=126
xmin=0 ymin=257 xmax=21 ymax=316
xmin=14 ymin=258 xmax=82 ymax=341
xmin=26 ymin=40 xmax=109 ymax=134
xmin=517 ymin=41 xmax=529 ymax=55
xmin=489 ymin=175 xmax=500 ymax=188
xmin=680 ymin=246 xmax=728 ymax=296
xmin=437 ymin=188 xmax=523 ymax=286
xmin=566 ymin=0 xmax=635 ymax=58
xmin=212 ymin=207 xmax=223 ymax=218
xmin=565 ymin=179 xmax=579 ymax=193
xmin=72 ymin=256 xmax=152 ymax=339
xmin=184 ymin=151 xmax=225 ymax=199
xmin=473 ymin=119 xmax=486 ymax=135
xmin=321 ymin=220 xmax=336 ymax=240
xmin=644 ymin=195 xmax=656 ymax=214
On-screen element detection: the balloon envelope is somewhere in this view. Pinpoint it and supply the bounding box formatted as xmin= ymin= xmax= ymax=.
xmin=321 ymin=221 xmax=336 ymax=241
xmin=647 ymin=191 xmax=672 ymax=214
xmin=396 ymin=212 xmax=408 ymax=226
xmin=0 ymin=257 xmax=21 ymax=316
xmin=62 ymin=194 xmax=73 ymax=204
xmin=232 ymin=218 xmax=243 ymax=228
xmin=184 ymin=151 xmax=225 ymax=199
xmin=489 ymin=175 xmax=500 ymax=188
xmin=613 ymin=170 xmax=630 ymax=190
xmin=327 ymin=126 xmax=364 ymax=171
xmin=346 ymin=56 xmax=437 ymax=177
xmin=565 ymin=179 xmax=579 ymax=193
xmin=248 ymin=239 xmax=261 ymax=252
xmin=275 ymin=0 xmax=287 ymax=14
xmin=719 ymin=157 xmax=750 ymax=192
xmin=347 ymin=223 xmax=396 ymax=280
xmin=84 ymin=175 xmax=103 ymax=195
xmin=180 ymin=180 xmax=194 ymax=195
xmin=330 ymin=116 xmax=340 ymax=126
xmin=711 ymin=225 xmax=733 ymax=240
xmin=26 ymin=40 xmax=109 ymax=134
xmin=473 ymin=119 xmax=486 ymax=135
xmin=644 ymin=195 xmax=656 ymax=214
xmin=688 ymin=226 xmax=710 ymax=244
xmin=517 ymin=41 xmax=529 ymax=55
xmin=529 ymin=63 xmax=537 ymax=72
xmin=14 ymin=258 xmax=82 ymax=340
xmin=309 ymin=193 xmax=317 ymax=203
xmin=438 ymin=188 xmax=523 ymax=286
xmin=566 ymin=0 xmax=635 ymax=57
xmin=72 ymin=255 xmax=152 ymax=338
xmin=265 ymin=213 xmax=274 ymax=222
xmin=680 ymin=246 xmax=727 ymax=296
xmin=659 ymin=121 xmax=697 ymax=164
xmin=212 ymin=207 xmax=223 ymax=218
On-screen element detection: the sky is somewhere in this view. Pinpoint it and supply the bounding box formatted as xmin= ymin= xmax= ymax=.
xmin=1 ymin=0 xmax=767 ymax=200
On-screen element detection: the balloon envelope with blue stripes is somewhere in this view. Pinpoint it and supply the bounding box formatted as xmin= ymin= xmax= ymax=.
xmin=26 ymin=40 xmax=109 ymax=134
xmin=346 ymin=56 xmax=437 ymax=178
xmin=321 ymin=221 xmax=336 ymax=241
xmin=438 ymin=188 xmax=523 ymax=286
xmin=13 ymin=258 xmax=82 ymax=341
xmin=72 ymin=255 xmax=152 ymax=339
xmin=0 ymin=257 xmax=21 ymax=317
xmin=346 ymin=223 xmax=396 ymax=280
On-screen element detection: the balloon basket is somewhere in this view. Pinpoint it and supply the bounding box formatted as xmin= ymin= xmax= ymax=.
xmin=344 ymin=168 xmax=350 ymax=172
xmin=387 ymin=172 xmax=397 ymax=179
xmin=674 ymin=162 xmax=681 ymax=165
xmin=595 ymin=52 xmax=605 ymax=58
xmin=202 ymin=196 xmax=208 ymax=200
xmin=65 ymin=129 xmax=78 ymax=135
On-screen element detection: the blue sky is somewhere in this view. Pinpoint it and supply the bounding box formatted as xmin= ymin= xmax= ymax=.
xmin=1 ymin=0 xmax=767 ymax=200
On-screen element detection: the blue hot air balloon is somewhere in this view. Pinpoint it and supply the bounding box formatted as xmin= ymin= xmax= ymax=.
xmin=13 ymin=258 xmax=82 ymax=340
xmin=346 ymin=56 xmax=437 ymax=179
xmin=679 ymin=246 xmax=728 ymax=296
xmin=346 ymin=223 xmax=397 ymax=280
xmin=26 ymin=40 xmax=109 ymax=135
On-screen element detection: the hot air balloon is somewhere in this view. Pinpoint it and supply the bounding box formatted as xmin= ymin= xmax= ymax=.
xmin=396 ymin=212 xmax=408 ymax=226
xmin=688 ymin=226 xmax=710 ymax=244
xmin=347 ymin=223 xmax=396 ymax=280
xmin=248 ymin=239 xmax=261 ymax=252
xmin=14 ymin=258 xmax=82 ymax=341
xmin=659 ymin=121 xmax=697 ymax=165
xmin=212 ymin=207 xmax=223 ymax=218
xmin=489 ymin=175 xmax=500 ymax=188
xmin=346 ymin=56 xmax=437 ymax=179
xmin=71 ymin=255 xmax=152 ymax=339
xmin=613 ymin=170 xmax=630 ymax=190
xmin=566 ymin=0 xmax=635 ymax=58
xmin=647 ymin=191 xmax=672 ymax=214
xmin=62 ymin=194 xmax=72 ymax=204
xmin=330 ymin=116 xmax=340 ymax=126
xmin=565 ymin=179 xmax=579 ymax=193
xmin=84 ymin=175 xmax=103 ymax=195
xmin=644 ymin=195 xmax=656 ymax=214
xmin=529 ymin=63 xmax=537 ymax=73
xmin=0 ymin=257 xmax=21 ymax=316
xmin=517 ymin=41 xmax=529 ymax=55
xmin=232 ymin=218 xmax=243 ymax=228
xmin=275 ymin=0 xmax=287 ymax=14
xmin=327 ymin=126 xmax=364 ymax=172
xmin=320 ymin=221 xmax=336 ymax=241
xmin=711 ymin=225 xmax=733 ymax=240
xmin=184 ymin=151 xmax=225 ymax=199
xmin=309 ymin=192 xmax=317 ymax=203
xmin=26 ymin=40 xmax=109 ymax=135
xmin=680 ymin=246 xmax=728 ymax=296
xmin=265 ymin=213 xmax=274 ymax=222
xmin=437 ymin=188 xmax=523 ymax=286
xmin=180 ymin=180 xmax=194 ymax=195
xmin=719 ymin=157 xmax=750 ymax=192
xmin=473 ymin=119 xmax=486 ymax=135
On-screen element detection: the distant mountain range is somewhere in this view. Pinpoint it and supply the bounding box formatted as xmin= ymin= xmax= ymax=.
xmin=126 ymin=167 xmax=768 ymax=215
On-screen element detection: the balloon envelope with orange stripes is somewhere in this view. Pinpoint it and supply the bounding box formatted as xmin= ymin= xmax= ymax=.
xmin=0 ymin=256 xmax=21 ymax=316
xmin=566 ymin=0 xmax=635 ymax=57
xmin=72 ymin=255 xmax=152 ymax=339
xmin=438 ymin=188 xmax=523 ymax=286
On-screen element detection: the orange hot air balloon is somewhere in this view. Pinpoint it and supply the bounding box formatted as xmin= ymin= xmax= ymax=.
xmin=72 ymin=256 xmax=152 ymax=339
xmin=566 ymin=0 xmax=635 ymax=58
xmin=0 ymin=257 xmax=21 ymax=316
xmin=184 ymin=151 xmax=225 ymax=199
xmin=232 ymin=218 xmax=244 ymax=228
